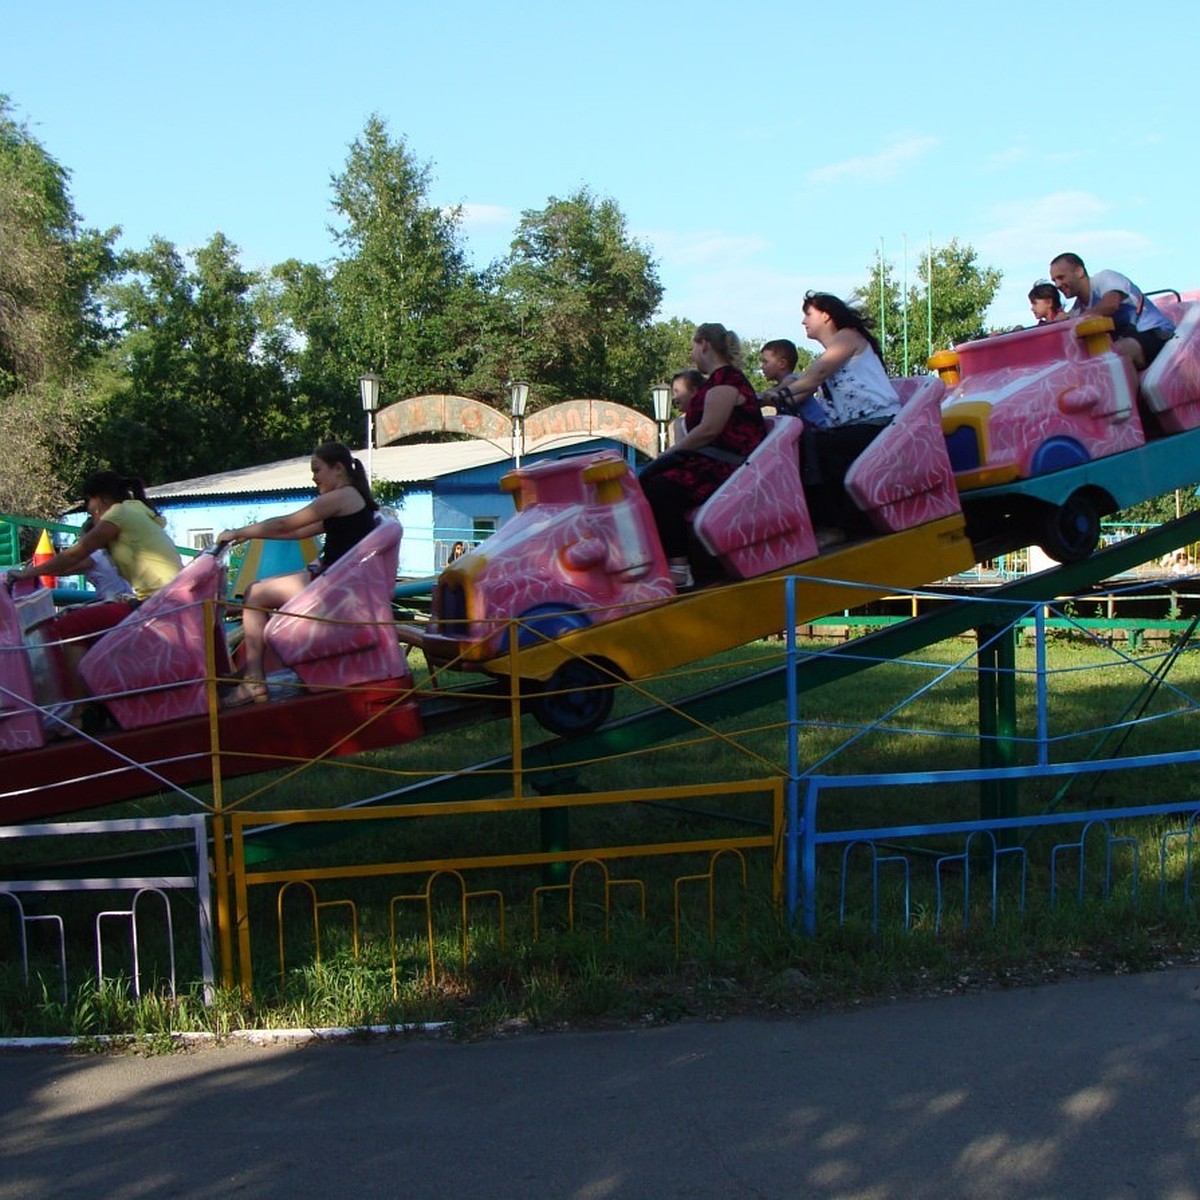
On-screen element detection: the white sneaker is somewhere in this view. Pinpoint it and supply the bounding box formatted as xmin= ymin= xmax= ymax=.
xmin=670 ymin=563 xmax=694 ymax=591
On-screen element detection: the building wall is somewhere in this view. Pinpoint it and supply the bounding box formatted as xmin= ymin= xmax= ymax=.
xmin=431 ymin=467 xmax=513 ymax=570
xmin=156 ymin=492 xmax=438 ymax=578
xmin=158 ymin=499 xmax=303 ymax=553
xmin=147 ymin=437 xmax=624 ymax=579
xmin=393 ymin=491 xmax=434 ymax=578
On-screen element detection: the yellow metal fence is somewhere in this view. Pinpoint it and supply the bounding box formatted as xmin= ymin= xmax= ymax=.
xmin=228 ymin=779 xmax=784 ymax=997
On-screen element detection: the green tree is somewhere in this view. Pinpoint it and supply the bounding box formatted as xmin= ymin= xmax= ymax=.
xmin=91 ymin=233 xmax=292 ymax=483
xmin=1116 ymin=489 xmax=1200 ymax=528
xmin=329 ymin=115 xmax=470 ymax=390
xmin=0 ymin=96 xmax=118 ymax=515
xmin=854 ymin=239 xmax=1002 ymax=376
xmin=271 ymin=116 xmax=485 ymax=440
xmin=498 ymin=187 xmax=663 ymax=409
xmin=646 ymin=316 xmax=698 ymax=386
xmin=260 ymin=258 xmax=354 ymax=446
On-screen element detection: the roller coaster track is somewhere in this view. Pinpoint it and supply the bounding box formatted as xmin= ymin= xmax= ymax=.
xmin=12 ymin=512 xmax=1200 ymax=876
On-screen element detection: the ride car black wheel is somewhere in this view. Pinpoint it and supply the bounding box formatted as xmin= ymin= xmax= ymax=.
xmin=529 ymin=659 xmax=616 ymax=737
xmin=1038 ymin=493 xmax=1100 ymax=564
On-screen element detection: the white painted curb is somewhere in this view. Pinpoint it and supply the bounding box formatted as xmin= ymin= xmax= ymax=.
xmin=0 ymin=1021 xmax=450 ymax=1050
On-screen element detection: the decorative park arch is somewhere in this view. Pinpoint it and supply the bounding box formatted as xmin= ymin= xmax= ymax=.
xmin=375 ymin=394 xmax=658 ymax=458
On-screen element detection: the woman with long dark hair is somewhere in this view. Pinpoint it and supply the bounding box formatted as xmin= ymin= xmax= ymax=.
xmin=217 ymin=441 xmax=378 ymax=706
xmin=766 ymin=291 xmax=900 ymax=546
xmin=8 ymin=470 xmax=185 ymax=703
xmin=640 ymin=323 xmax=766 ymax=589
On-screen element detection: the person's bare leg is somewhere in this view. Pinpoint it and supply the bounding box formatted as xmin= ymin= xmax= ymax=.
xmin=1112 ymin=336 xmax=1147 ymax=371
xmin=227 ymin=571 xmax=309 ymax=705
xmin=60 ymin=644 xmax=88 ymax=699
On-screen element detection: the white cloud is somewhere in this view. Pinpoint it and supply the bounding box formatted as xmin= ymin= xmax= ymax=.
xmin=451 ymin=201 xmax=520 ymax=268
xmin=643 ymin=227 xmax=884 ymax=338
xmin=641 ymin=228 xmax=771 ymax=270
xmin=658 ymin=265 xmax=868 ymax=342
xmin=974 ymin=191 xmax=1152 ymax=309
xmin=454 ymin=201 xmax=516 ymax=229
xmin=1038 ymin=147 xmax=1090 ymax=167
xmin=642 ymin=229 xmax=788 ymax=336
xmin=807 ymin=136 xmax=940 ymax=185
xmin=659 ymin=269 xmax=802 ymax=341
xmin=972 ymin=191 xmax=1157 ymax=327
xmin=984 ymin=190 xmax=1109 ymax=235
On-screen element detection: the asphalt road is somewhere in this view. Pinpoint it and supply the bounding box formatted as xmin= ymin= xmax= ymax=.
xmin=3 ymin=967 xmax=1200 ymax=1200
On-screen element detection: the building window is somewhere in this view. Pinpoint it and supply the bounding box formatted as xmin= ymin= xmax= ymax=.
xmin=472 ymin=518 xmax=497 ymax=543
xmin=190 ymin=529 xmax=215 ymax=550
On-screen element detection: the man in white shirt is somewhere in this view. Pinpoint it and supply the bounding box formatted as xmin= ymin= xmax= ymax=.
xmin=1049 ymin=252 xmax=1174 ymax=369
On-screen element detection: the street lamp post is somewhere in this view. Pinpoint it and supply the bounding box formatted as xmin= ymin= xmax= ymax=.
xmin=509 ymin=380 xmax=529 ymax=468
xmin=651 ymin=382 xmax=671 ymax=454
xmin=359 ymin=372 xmax=382 ymax=482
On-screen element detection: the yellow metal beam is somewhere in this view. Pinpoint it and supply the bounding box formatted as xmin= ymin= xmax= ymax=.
xmin=488 ymin=514 xmax=974 ymax=684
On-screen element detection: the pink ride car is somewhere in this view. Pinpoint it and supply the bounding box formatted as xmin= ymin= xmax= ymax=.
xmin=936 ymin=298 xmax=1200 ymax=561
xmin=415 ymin=379 xmax=962 ymax=734
xmin=420 ymin=452 xmax=677 ymax=668
xmin=0 ymin=518 xmax=423 ymax=819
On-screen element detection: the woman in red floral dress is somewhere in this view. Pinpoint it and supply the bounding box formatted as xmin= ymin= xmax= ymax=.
xmin=640 ymin=323 xmax=765 ymax=589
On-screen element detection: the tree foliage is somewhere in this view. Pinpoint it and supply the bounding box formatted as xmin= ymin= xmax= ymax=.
xmin=0 ymin=95 xmax=118 ymax=514
xmin=89 ymin=233 xmax=293 ymax=483
xmin=1116 ymin=489 xmax=1200 ymax=527
xmin=328 ymin=116 xmax=472 ymax=389
xmin=266 ymin=115 xmax=490 ymax=442
xmin=497 ymin=188 xmax=664 ymax=410
xmin=646 ymin=316 xmax=699 ymax=384
xmin=853 ymin=239 xmax=1002 ymax=377
xmin=0 ymin=103 xmax=693 ymax=504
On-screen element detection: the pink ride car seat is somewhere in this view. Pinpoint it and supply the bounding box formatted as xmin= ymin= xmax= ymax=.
xmin=1139 ymin=301 xmax=1200 ymax=434
xmin=263 ymin=517 xmax=409 ymax=690
xmin=78 ymin=552 xmax=230 ymax=731
xmin=691 ymin=416 xmax=819 ymax=578
xmin=0 ymin=584 xmax=49 ymax=751
xmin=845 ymin=376 xmax=961 ymax=532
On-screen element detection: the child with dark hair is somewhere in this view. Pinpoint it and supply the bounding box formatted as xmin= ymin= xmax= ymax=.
xmin=759 ymin=337 xmax=829 ymax=428
xmin=1028 ymin=281 xmax=1065 ymax=324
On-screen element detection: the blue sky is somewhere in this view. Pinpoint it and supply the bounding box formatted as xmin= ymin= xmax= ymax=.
xmin=5 ymin=0 xmax=1199 ymax=348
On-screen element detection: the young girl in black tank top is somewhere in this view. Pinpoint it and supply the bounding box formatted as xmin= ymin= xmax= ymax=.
xmin=216 ymin=442 xmax=378 ymax=706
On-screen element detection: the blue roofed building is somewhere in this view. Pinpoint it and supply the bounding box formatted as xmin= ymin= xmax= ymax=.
xmin=144 ymin=435 xmax=626 ymax=579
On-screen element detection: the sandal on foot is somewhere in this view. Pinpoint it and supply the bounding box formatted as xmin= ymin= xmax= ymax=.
xmin=222 ymin=681 xmax=268 ymax=709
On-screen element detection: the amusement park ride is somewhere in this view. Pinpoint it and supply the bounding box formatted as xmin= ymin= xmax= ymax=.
xmin=2 ymin=306 xmax=1200 ymax=821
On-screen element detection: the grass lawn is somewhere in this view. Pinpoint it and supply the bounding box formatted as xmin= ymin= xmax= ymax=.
xmin=2 ymin=626 xmax=1198 ymax=1040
